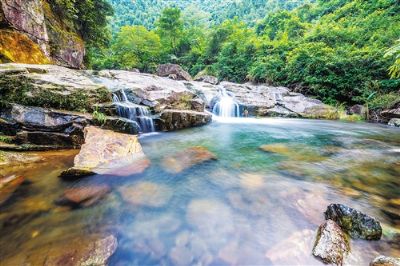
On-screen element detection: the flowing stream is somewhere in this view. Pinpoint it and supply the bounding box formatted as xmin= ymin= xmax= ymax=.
xmin=0 ymin=119 xmax=399 ymax=265
xmin=212 ymin=87 xmax=240 ymax=118
xmin=112 ymin=89 xmax=155 ymax=133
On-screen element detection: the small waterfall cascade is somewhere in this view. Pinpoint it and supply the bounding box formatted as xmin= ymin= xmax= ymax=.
xmin=112 ymin=89 xmax=155 ymax=133
xmin=212 ymin=87 xmax=240 ymax=117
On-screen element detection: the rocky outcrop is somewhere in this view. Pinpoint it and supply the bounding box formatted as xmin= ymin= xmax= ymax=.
xmin=388 ymin=118 xmax=400 ymax=127
xmin=162 ymin=146 xmax=217 ymax=173
xmin=0 ymin=0 xmax=85 ymax=68
xmin=1 ymin=104 xmax=90 ymax=148
xmin=194 ymin=75 xmax=219 ymax=85
xmin=381 ymin=102 xmax=400 ymax=120
xmin=370 ymin=256 xmax=400 ymax=266
xmin=190 ymin=81 xmax=336 ymax=118
xmin=312 ymin=220 xmax=349 ymax=265
xmin=325 ymin=203 xmax=382 ymax=240
xmin=60 ymin=126 xmax=150 ymax=179
xmin=0 ymin=64 xmax=111 ymax=112
xmin=156 ymin=64 xmax=192 ymax=81
xmin=95 ymin=70 xmax=204 ymax=113
xmin=157 ymin=110 xmax=212 ymax=131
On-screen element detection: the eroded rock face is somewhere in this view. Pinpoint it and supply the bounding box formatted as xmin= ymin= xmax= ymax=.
xmin=1 ymin=104 xmax=90 ymax=148
xmin=0 ymin=64 xmax=111 ymax=112
xmin=381 ymin=102 xmax=400 ymax=120
xmin=325 ymin=203 xmax=382 ymax=240
xmin=312 ymin=220 xmax=349 ymax=265
xmin=162 ymin=146 xmax=217 ymax=174
xmin=60 ymin=126 xmax=149 ymax=178
xmin=157 ymin=110 xmax=212 ymax=131
xmin=156 ymin=64 xmax=192 ymax=81
xmin=370 ymin=256 xmax=400 ymax=266
xmin=0 ymin=0 xmax=85 ymax=68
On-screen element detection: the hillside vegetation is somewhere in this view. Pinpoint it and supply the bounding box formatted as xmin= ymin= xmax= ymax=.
xmin=90 ymin=0 xmax=400 ymax=109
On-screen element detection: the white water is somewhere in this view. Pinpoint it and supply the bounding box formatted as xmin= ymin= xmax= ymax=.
xmin=212 ymin=87 xmax=240 ymax=117
xmin=112 ymin=90 xmax=155 ymax=133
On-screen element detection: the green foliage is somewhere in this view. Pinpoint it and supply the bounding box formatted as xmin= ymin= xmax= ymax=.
xmin=368 ymin=92 xmax=400 ymax=110
xmin=113 ymin=26 xmax=162 ymax=72
xmin=92 ymin=0 xmax=399 ymax=107
xmin=92 ymin=109 xmax=107 ymax=125
xmin=0 ymin=135 xmax=13 ymax=144
xmin=49 ymin=0 xmax=114 ymax=50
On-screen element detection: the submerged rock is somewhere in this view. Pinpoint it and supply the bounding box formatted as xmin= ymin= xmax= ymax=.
xmin=312 ymin=220 xmax=350 ymax=265
xmin=370 ymin=256 xmax=400 ymax=266
xmin=57 ymin=185 xmax=111 ymax=207
xmin=2 ymin=234 xmax=118 ymax=265
xmin=324 ymin=203 xmax=382 ymax=240
xmin=157 ymin=109 xmax=212 ymax=131
xmin=156 ymin=64 xmax=192 ymax=81
xmin=162 ymin=146 xmax=217 ymax=173
xmin=119 ymin=182 xmax=172 ymax=208
xmin=60 ymin=126 xmax=149 ymax=179
xmin=0 ymin=175 xmax=24 ymax=205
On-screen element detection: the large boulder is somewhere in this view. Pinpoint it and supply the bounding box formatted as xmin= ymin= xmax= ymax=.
xmin=56 ymin=184 xmax=111 ymax=208
xmin=312 ymin=220 xmax=349 ymax=265
xmin=156 ymin=64 xmax=192 ymax=81
xmin=95 ymin=70 xmax=204 ymax=113
xmin=370 ymin=256 xmax=400 ymax=266
xmin=157 ymin=109 xmax=212 ymax=131
xmin=381 ymin=102 xmax=400 ymax=120
xmin=388 ymin=118 xmax=400 ymax=127
xmin=0 ymin=64 xmax=111 ymax=112
xmin=325 ymin=204 xmax=382 ymax=240
xmin=60 ymin=126 xmax=150 ymax=179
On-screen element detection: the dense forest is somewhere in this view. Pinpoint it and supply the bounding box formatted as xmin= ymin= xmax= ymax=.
xmin=89 ymin=0 xmax=400 ymax=109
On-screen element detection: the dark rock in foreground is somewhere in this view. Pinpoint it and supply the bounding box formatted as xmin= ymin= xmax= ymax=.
xmin=325 ymin=203 xmax=382 ymax=240
xmin=312 ymin=219 xmax=349 ymax=265
xmin=157 ymin=109 xmax=212 ymax=131
xmin=156 ymin=63 xmax=192 ymax=81
xmin=370 ymin=256 xmax=400 ymax=266
xmin=162 ymin=146 xmax=217 ymax=173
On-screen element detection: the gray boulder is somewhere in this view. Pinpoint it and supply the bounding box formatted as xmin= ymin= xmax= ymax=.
xmin=194 ymin=75 xmax=219 ymax=85
xmin=370 ymin=256 xmax=400 ymax=266
xmin=157 ymin=110 xmax=212 ymax=131
xmin=312 ymin=220 xmax=349 ymax=265
xmin=325 ymin=203 xmax=382 ymax=240
xmin=156 ymin=64 xmax=192 ymax=81
xmin=388 ymin=118 xmax=400 ymax=127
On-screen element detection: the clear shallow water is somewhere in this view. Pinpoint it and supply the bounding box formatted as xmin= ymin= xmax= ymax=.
xmin=0 ymin=119 xmax=399 ymax=265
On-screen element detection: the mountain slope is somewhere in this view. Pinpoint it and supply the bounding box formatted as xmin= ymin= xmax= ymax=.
xmin=108 ymin=0 xmax=311 ymax=32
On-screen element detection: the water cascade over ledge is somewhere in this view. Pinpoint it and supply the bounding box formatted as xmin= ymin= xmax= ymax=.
xmin=212 ymin=87 xmax=240 ymax=118
xmin=112 ymin=89 xmax=155 ymax=133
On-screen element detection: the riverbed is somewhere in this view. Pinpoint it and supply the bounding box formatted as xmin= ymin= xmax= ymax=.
xmin=0 ymin=118 xmax=399 ymax=265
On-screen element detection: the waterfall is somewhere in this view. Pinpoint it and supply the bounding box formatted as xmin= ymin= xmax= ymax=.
xmin=212 ymin=87 xmax=240 ymax=117
xmin=112 ymin=89 xmax=155 ymax=133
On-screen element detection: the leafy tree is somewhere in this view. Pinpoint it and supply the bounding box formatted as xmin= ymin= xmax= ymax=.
xmin=156 ymin=8 xmax=184 ymax=56
xmin=113 ymin=26 xmax=162 ymax=72
xmin=386 ymin=39 xmax=400 ymax=78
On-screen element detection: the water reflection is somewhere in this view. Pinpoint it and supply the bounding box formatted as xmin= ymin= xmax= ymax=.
xmin=0 ymin=119 xmax=399 ymax=265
